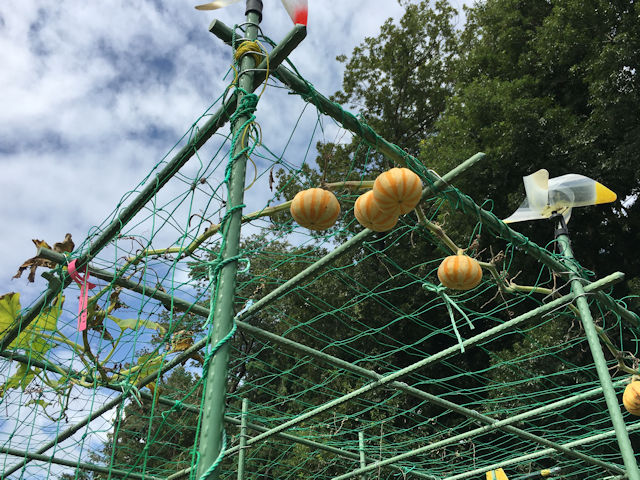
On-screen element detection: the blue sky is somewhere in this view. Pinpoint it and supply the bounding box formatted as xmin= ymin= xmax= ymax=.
xmin=0 ymin=1 xmax=471 ymax=475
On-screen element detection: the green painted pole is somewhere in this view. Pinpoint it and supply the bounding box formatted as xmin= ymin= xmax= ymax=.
xmin=331 ymin=381 xmax=631 ymax=480
xmin=196 ymin=6 xmax=262 ymax=480
xmin=556 ymin=228 xmax=640 ymax=480
xmin=358 ymin=430 xmax=366 ymax=480
xmin=237 ymin=398 xmax=249 ymax=480
xmin=0 ymin=446 xmax=165 ymax=480
xmin=35 ymin=245 xmax=629 ymax=477
xmin=440 ymin=421 xmax=640 ymax=480
xmin=222 ymin=278 xmax=626 ymax=477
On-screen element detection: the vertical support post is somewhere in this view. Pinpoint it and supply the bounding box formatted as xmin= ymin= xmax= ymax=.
xmin=196 ymin=4 xmax=262 ymax=480
xmin=237 ymin=398 xmax=249 ymax=480
xmin=556 ymin=228 xmax=640 ymax=480
xmin=358 ymin=430 xmax=366 ymax=480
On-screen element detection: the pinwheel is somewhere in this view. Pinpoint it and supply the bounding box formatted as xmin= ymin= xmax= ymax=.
xmin=503 ymin=169 xmax=617 ymax=224
xmin=195 ymin=0 xmax=308 ymax=25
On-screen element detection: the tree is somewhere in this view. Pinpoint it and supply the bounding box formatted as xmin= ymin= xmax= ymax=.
xmin=422 ymin=0 xmax=640 ymax=281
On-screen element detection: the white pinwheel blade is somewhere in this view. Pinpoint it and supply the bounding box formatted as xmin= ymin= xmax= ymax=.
xmin=522 ymin=169 xmax=549 ymax=212
xmin=195 ymin=0 xmax=241 ymax=10
xmin=503 ymin=198 xmax=548 ymax=223
xmin=281 ymin=0 xmax=308 ymax=25
xmin=548 ymin=174 xmax=617 ymax=209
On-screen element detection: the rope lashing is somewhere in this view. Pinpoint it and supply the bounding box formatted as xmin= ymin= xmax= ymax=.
xmin=198 ymin=431 xmax=227 ymax=480
xmin=234 ymin=41 xmax=263 ymax=65
xmin=423 ymin=282 xmax=475 ymax=353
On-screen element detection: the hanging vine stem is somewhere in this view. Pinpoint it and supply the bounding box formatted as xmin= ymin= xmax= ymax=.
xmin=124 ymin=179 xmax=376 ymax=265
xmin=414 ymin=205 xmax=555 ymax=297
xmin=595 ymin=325 xmax=639 ymax=375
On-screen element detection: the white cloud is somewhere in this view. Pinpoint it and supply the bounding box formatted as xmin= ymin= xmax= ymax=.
xmin=1 ymin=1 xmax=467 ymax=476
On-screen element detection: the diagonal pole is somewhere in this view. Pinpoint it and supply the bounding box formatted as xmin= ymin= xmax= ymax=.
xmin=555 ymin=218 xmax=640 ymax=480
xmin=0 ymin=21 xmax=306 ymax=355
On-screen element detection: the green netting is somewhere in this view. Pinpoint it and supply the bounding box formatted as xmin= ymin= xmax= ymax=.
xmin=1 ymin=17 xmax=639 ymax=480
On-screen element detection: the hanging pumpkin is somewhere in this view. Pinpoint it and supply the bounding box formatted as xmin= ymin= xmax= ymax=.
xmin=354 ymin=190 xmax=398 ymax=232
xmin=437 ymin=254 xmax=483 ymax=290
xmin=623 ymin=379 xmax=640 ymax=415
xmin=373 ymin=167 xmax=422 ymax=216
xmin=290 ymin=188 xmax=340 ymax=231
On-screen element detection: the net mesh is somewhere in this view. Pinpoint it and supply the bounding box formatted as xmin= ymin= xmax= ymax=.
xmin=1 ymin=22 xmax=639 ymax=480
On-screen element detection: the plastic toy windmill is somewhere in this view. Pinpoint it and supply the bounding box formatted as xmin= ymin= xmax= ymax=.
xmin=486 ymin=469 xmax=509 ymax=480
xmin=194 ymin=0 xmax=308 ymax=25
xmin=503 ymin=169 xmax=617 ymax=224
xmin=486 ymin=467 xmax=561 ymax=479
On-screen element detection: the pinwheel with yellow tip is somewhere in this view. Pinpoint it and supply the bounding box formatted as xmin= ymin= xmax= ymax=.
xmin=503 ymin=169 xmax=617 ymax=224
xmin=194 ymin=0 xmax=308 ymax=25
xmin=486 ymin=468 xmax=509 ymax=480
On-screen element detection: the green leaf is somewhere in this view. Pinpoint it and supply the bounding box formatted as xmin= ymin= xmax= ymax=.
xmin=133 ymin=353 xmax=164 ymax=382
xmin=33 ymin=295 xmax=64 ymax=332
xmin=0 ymin=364 xmax=39 ymax=397
xmin=109 ymin=315 xmax=165 ymax=333
xmin=0 ymin=293 xmax=63 ymax=358
xmin=0 ymin=292 xmax=21 ymax=333
xmin=25 ymin=398 xmax=51 ymax=409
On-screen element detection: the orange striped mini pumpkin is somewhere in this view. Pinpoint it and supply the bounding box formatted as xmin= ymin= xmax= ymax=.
xmin=623 ymin=380 xmax=640 ymax=415
xmin=290 ymin=188 xmax=340 ymax=231
xmin=373 ymin=167 xmax=422 ymax=216
xmin=437 ymin=254 xmax=483 ymax=290
xmin=354 ymin=190 xmax=398 ymax=232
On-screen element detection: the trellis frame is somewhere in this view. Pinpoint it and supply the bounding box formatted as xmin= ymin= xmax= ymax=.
xmin=2 ymin=3 xmax=640 ymax=480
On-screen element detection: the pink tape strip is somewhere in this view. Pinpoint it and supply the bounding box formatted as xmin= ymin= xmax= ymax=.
xmin=68 ymin=259 xmax=97 ymax=332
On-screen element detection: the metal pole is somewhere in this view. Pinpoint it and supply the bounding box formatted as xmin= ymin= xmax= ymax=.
xmin=196 ymin=5 xmax=262 ymax=479
xmin=237 ymin=398 xmax=249 ymax=480
xmin=556 ymin=227 xmax=640 ymax=480
xmin=358 ymin=430 xmax=366 ymax=480
xmin=329 ymin=380 xmax=631 ymax=480
xmin=33 ymin=245 xmax=629 ymax=476
xmin=3 ymin=346 xmax=629 ymax=480
xmin=0 ymin=446 xmax=165 ymax=480
xmin=440 ymin=421 xmax=640 ymax=480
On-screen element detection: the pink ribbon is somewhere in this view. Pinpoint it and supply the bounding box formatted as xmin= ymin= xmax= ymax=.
xmin=68 ymin=259 xmax=97 ymax=332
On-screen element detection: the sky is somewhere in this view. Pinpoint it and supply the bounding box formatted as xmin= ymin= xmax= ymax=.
xmin=0 ymin=1 xmax=467 ymax=476
xmin=0 ymin=0 xmax=468 ymax=304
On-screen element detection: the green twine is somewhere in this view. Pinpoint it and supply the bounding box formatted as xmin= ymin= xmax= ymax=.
xmin=112 ymin=380 xmax=144 ymax=408
xmin=423 ymin=282 xmax=475 ymax=353
xmin=198 ymin=431 xmax=227 ymax=480
xmin=195 ymin=257 xmax=240 ymax=480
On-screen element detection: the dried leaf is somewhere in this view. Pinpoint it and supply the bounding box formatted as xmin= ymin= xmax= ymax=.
xmin=53 ymin=233 xmax=74 ymax=253
xmin=13 ymin=257 xmax=55 ymax=282
xmin=171 ymin=330 xmax=194 ymax=352
xmin=32 ymin=239 xmax=51 ymax=250
xmin=14 ymin=235 xmax=73 ymax=282
xmin=147 ymin=382 xmax=160 ymax=408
